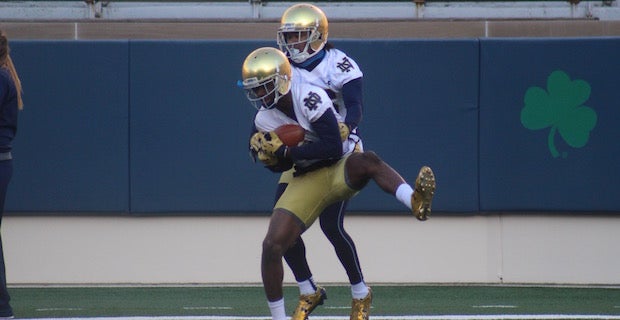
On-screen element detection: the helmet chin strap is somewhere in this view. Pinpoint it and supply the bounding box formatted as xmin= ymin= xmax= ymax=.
xmin=289 ymin=37 xmax=321 ymax=64
xmin=292 ymin=49 xmax=325 ymax=69
xmin=289 ymin=48 xmax=310 ymax=64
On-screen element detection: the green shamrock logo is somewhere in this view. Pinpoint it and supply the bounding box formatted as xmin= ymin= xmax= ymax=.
xmin=520 ymin=70 xmax=597 ymax=158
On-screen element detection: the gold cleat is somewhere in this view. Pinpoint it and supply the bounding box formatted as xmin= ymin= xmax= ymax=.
xmin=350 ymin=287 xmax=372 ymax=320
xmin=411 ymin=166 xmax=436 ymax=221
xmin=291 ymin=286 xmax=327 ymax=320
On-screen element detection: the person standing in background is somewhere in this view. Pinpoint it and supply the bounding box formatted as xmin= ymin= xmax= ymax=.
xmin=0 ymin=29 xmax=24 ymax=320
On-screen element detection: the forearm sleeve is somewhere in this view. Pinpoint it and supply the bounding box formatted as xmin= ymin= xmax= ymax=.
xmin=341 ymin=77 xmax=363 ymax=130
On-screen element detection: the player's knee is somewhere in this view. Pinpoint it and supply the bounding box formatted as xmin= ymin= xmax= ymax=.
xmin=346 ymin=152 xmax=382 ymax=189
xmin=262 ymin=237 xmax=285 ymax=260
xmin=360 ymin=151 xmax=383 ymax=168
xmin=319 ymin=203 xmax=344 ymax=237
xmin=320 ymin=220 xmax=340 ymax=238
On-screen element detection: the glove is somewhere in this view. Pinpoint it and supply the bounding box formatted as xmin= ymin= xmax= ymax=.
xmin=262 ymin=131 xmax=289 ymax=158
xmin=257 ymin=150 xmax=278 ymax=166
xmin=338 ymin=122 xmax=350 ymax=142
xmin=250 ymin=132 xmax=262 ymax=150
xmin=249 ymin=132 xmax=263 ymax=163
xmin=249 ymin=132 xmax=278 ymax=166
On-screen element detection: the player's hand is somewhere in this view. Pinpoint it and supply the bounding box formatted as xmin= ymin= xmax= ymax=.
xmin=257 ymin=150 xmax=278 ymax=166
xmin=249 ymin=132 xmax=279 ymax=165
xmin=338 ymin=122 xmax=350 ymax=142
xmin=262 ymin=131 xmax=289 ymax=158
xmin=249 ymin=132 xmax=263 ymax=163
xmin=249 ymin=132 xmax=263 ymax=152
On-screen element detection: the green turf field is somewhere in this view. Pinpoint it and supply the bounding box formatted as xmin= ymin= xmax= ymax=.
xmin=9 ymin=285 xmax=620 ymax=319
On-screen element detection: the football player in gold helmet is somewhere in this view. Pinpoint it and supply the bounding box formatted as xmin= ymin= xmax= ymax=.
xmin=240 ymin=47 xmax=436 ymax=320
xmin=277 ymin=4 xmax=371 ymax=320
xmin=240 ymin=46 xmax=292 ymax=111
xmin=277 ymin=3 xmax=329 ymax=64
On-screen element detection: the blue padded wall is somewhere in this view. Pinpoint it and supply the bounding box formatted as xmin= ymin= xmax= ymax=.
xmin=4 ymin=38 xmax=620 ymax=214
xmin=129 ymin=40 xmax=278 ymax=212
xmin=335 ymin=40 xmax=479 ymax=213
xmin=6 ymin=41 xmax=130 ymax=212
xmin=479 ymin=38 xmax=620 ymax=212
xmin=127 ymin=40 xmax=478 ymax=214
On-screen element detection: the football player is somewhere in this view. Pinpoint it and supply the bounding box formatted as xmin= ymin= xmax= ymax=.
xmin=240 ymin=47 xmax=436 ymax=320
xmin=275 ymin=3 xmax=430 ymax=320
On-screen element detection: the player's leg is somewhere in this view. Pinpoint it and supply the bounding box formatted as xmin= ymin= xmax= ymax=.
xmin=278 ymin=180 xmax=315 ymax=286
xmin=262 ymin=208 xmax=304 ymax=320
xmin=318 ymin=201 xmax=367 ymax=289
xmin=283 ymin=238 xmax=312 ymax=283
xmin=345 ymin=151 xmax=404 ymax=193
xmin=273 ymin=182 xmax=287 ymax=206
xmin=319 ymin=200 xmax=372 ymax=319
xmin=270 ymin=167 xmax=350 ymax=320
xmin=340 ymin=151 xmax=427 ymax=320
xmin=278 ymin=176 xmax=328 ymax=320
xmin=276 ymin=172 xmax=315 ymax=287
xmin=280 ymin=166 xmax=330 ymax=320
xmin=345 ymin=151 xmax=435 ymax=220
xmin=283 ymin=237 xmax=328 ymax=320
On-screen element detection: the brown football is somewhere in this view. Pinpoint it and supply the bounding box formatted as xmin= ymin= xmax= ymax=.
xmin=274 ymin=124 xmax=305 ymax=147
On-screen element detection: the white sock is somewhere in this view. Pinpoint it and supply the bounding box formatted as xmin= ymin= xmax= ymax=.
xmin=395 ymin=183 xmax=414 ymax=210
xmin=298 ymin=278 xmax=317 ymax=295
xmin=267 ymin=299 xmax=286 ymax=320
xmin=351 ymin=281 xmax=369 ymax=299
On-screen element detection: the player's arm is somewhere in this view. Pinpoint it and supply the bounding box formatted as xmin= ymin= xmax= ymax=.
xmin=341 ymin=77 xmax=363 ymax=132
xmin=264 ymin=158 xmax=294 ymax=173
xmin=288 ymin=110 xmax=342 ymax=161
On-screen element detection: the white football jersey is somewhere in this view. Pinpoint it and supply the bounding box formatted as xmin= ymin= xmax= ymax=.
xmin=254 ymin=68 xmax=356 ymax=161
xmin=296 ymin=48 xmax=363 ymax=120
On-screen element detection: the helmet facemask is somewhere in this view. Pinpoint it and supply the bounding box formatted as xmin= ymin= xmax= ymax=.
xmin=277 ymin=26 xmax=325 ymax=64
xmin=240 ymin=47 xmax=292 ymax=110
xmin=277 ymin=4 xmax=328 ymax=64
xmin=242 ymin=73 xmax=289 ymax=110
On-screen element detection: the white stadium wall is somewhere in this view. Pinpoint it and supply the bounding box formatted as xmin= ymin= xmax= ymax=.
xmin=4 ymin=215 xmax=620 ymax=285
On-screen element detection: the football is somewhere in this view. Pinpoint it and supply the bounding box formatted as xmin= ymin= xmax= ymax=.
xmin=274 ymin=124 xmax=305 ymax=147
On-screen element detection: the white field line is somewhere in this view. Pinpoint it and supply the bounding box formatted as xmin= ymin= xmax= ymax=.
xmin=471 ymin=305 xmax=518 ymax=308
xmin=34 ymin=308 xmax=84 ymax=311
xmin=182 ymin=307 xmax=234 ymax=310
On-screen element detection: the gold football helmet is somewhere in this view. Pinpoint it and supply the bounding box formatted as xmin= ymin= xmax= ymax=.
xmin=277 ymin=3 xmax=328 ymax=64
xmin=240 ymin=47 xmax=292 ymax=110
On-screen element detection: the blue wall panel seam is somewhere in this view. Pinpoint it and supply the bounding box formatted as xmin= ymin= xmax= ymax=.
xmin=476 ymin=38 xmax=482 ymax=214
xmin=127 ymin=41 xmax=132 ymax=214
